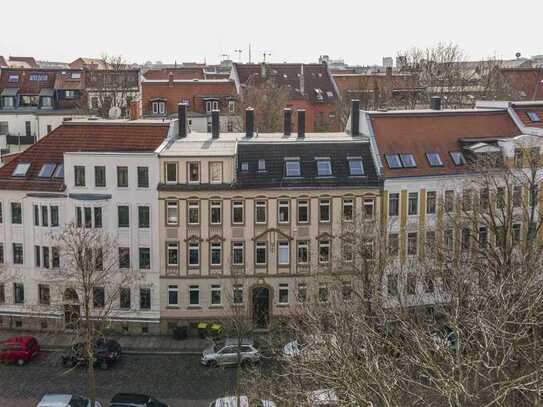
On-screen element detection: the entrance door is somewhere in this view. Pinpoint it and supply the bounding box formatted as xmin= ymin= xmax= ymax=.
xmin=252 ymin=287 xmax=270 ymax=329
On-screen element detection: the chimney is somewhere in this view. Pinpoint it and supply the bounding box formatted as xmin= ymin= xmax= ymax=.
xmin=430 ymin=96 xmax=442 ymax=110
xmin=283 ymin=108 xmax=292 ymax=135
xmin=168 ymin=72 xmax=174 ymax=87
xmin=351 ymin=99 xmax=360 ymax=136
xmin=129 ymin=99 xmax=140 ymax=120
xmin=211 ymin=109 xmax=220 ymax=138
xmin=177 ymin=103 xmax=187 ymax=138
xmin=299 ymin=64 xmax=305 ymax=95
xmin=260 ymin=62 xmax=267 ymax=79
xmin=385 ymin=66 xmax=392 ymax=77
xmin=245 ymin=108 xmax=254 ymax=138
xmin=297 ymin=110 xmax=306 ymax=139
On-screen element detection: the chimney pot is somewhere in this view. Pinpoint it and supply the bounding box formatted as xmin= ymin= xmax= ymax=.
xmin=177 ymin=103 xmax=187 ymax=138
xmin=283 ymin=108 xmax=292 ymax=135
xmin=245 ymin=108 xmax=254 ymax=138
xmin=351 ymin=99 xmax=360 ymax=136
xmin=211 ymin=109 xmax=220 ymax=138
xmin=297 ymin=110 xmax=306 ymax=139
xmin=430 ymin=96 xmax=442 ymax=110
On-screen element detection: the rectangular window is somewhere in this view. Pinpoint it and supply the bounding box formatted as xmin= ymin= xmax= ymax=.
xmin=11 ymin=202 xmax=22 ymax=224
xmin=343 ymin=242 xmax=353 ymax=262
xmin=461 ymin=228 xmax=471 ymax=251
xmin=93 ymin=287 xmax=105 ymax=308
xmin=278 ymin=241 xmax=290 ymax=265
xmin=513 ymin=186 xmax=522 ymax=208
xmin=297 ymin=241 xmax=309 ymax=264
xmin=0 ymin=202 xmax=3 ymax=224
xmin=0 ymin=243 xmax=4 ymax=264
xmin=342 ymin=198 xmax=353 ymax=221
xmin=52 ymin=247 xmax=60 ymax=268
xmin=187 ymin=201 xmax=199 ymax=225
xmin=188 ymin=162 xmax=200 ymax=183
xmin=450 ymin=151 xmax=466 ymax=166
xmin=232 ymin=242 xmax=244 ymax=265
xmin=319 ymin=284 xmax=329 ymax=303
xmin=76 ymin=207 xmax=82 ymax=227
xmin=189 ymin=286 xmax=200 ymax=306
xmin=42 ymin=247 xmax=50 ymax=269
xmin=480 ymin=189 xmax=489 ymax=211
xmin=35 ymin=245 xmax=41 ymax=267
xmin=209 ymin=162 xmax=223 ymax=184
xmin=463 ymin=189 xmax=473 ymax=212
xmin=13 ymin=243 xmax=23 ymax=264
xmin=400 ymin=154 xmax=417 ymax=168
xmin=139 ymin=248 xmax=150 ymax=269
xmin=233 ymin=285 xmax=244 ymax=305
xmin=211 ymin=285 xmax=222 ymax=305
xmin=34 ymin=204 xmax=39 ymax=226
xmin=496 ymin=187 xmax=505 ymax=209
xmin=210 ymin=242 xmax=222 ymax=266
xmin=39 ymin=284 xmax=50 ymax=305
xmin=166 ymin=201 xmax=178 ymax=225
xmin=258 ymin=159 xmax=266 ymax=171
xmin=285 ymin=160 xmax=301 ymax=177
xmin=426 ymin=230 xmax=436 ymax=253
xmin=444 ymin=190 xmax=454 ymax=213
xmin=426 ymin=191 xmax=436 ymax=214
xmin=297 ymin=200 xmax=309 ymax=223
xmin=385 ymin=154 xmax=402 ymax=169
xmin=232 ymin=200 xmax=244 ymax=224
xmin=84 ymin=207 xmax=92 ymax=228
xmin=530 ymin=185 xmax=539 ymax=207
xmin=512 ymin=223 xmax=521 ymax=245
xmin=41 ymin=206 xmax=49 ymax=226
xmin=137 ymin=167 xmax=149 ymax=188
xmin=120 ymin=288 xmax=131 ymax=309
xmin=363 ymin=199 xmax=374 ymax=219
xmin=119 ymin=247 xmax=130 ymax=268
xmin=319 ymin=240 xmax=330 ymax=264
xmin=479 ymin=227 xmax=488 ymax=248
xmin=255 ymin=241 xmax=267 ymax=265
xmin=51 ymin=206 xmax=59 ymax=227
xmin=165 ymin=162 xmax=178 ymax=184
xmin=95 ymin=166 xmax=106 ymax=187
xmin=188 ymin=242 xmax=200 ymax=266
xmin=255 ymin=200 xmax=267 ymax=224
xmin=0 ymin=284 xmax=5 ymax=304
xmin=118 ymin=206 xmax=129 ymax=228
xmin=387 ymin=275 xmax=398 ymax=296
xmin=407 ymin=232 xmax=418 ymax=256
xmin=14 ymin=283 xmax=24 ymax=304
xmin=406 ymin=275 xmax=416 ymax=295
xmin=297 ymin=283 xmax=307 ymax=303
xmin=163 ymin=241 xmax=178 ymax=267
xmin=74 ymin=166 xmax=86 ymax=187
xmin=140 ymin=288 xmax=151 ymax=310
xmin=388 ymin=193 xmax=399 ymax=217
xmin=278 ymin=283 xmax=289 ymax=304
xmin=210 ymin=201 xmax=222 ymax=224
xmin=117 ymin=166 xmax=128 ymax=187
xmin=426 ymin=152 xmax=443 ymax=167
xmin=348 ymin=159 xmax=364 ymax=176
xmin=408 ymin=192 xmax=418 ymax=215
xmin=278 ymin=200 xmax=289 ymax=223
xmin=138 ymin=206 xmax=150 ymax=228
xmin=93 ymin=207 xmax=102 ymax=228
xmin=168 ymin=285 xmax=178 ymax=306
xmin=316 ymin=159 xmax=332 ymax=176
xmin=319 ymin=199 xmax=331 ymax=223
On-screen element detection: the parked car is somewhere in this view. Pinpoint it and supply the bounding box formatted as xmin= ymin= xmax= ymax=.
xmin=109 ymin=393 xmax=169 ymax=407
xmin=36 ymin=393 xmax=101 ymax=407
xmin=61 ymin=338 xmax=121 ymax=370
xmin=209 ymin=396 xmax=276 ymax=407
xmin=201 ymin=337 xmax=260 ymax=367
xmin=281 ymin=334 xmax=338 ymax=361
xmin=0 ymin=336 xmax=40 ymax=365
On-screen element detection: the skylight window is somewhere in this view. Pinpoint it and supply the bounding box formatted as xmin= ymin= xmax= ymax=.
xmin=426 ymin=152 xmax=443 ymax=167
xmin=348 ymin=159 xmax=364 ymax=176
xmin=8 ymin=75 xmax=19 ymax=82
xmin=38 ymin=163 xmax=57 ymax=178
xmin=52 ymin=163 xmax=64 ymax=179
xmin=385 ymin=154 xmax=402 ymax=169
xmin=285 ymin=160 xmax=301 ymax=177
xmin=12 ymin=162 xmax=31 ymax=177
xmin=316 ymin=159 xmax=332 ymax=176
xmin=450 ymin=151 xmax=466 ymax=166
xmin=399 ymin=154 xmax=417 ymax=168
xmin=527 ymin=111 xmax=541 ymax=123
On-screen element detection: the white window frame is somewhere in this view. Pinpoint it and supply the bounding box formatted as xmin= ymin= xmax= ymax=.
xmin=189 ymin=285 xmax=200 ymax=306
xmin=187 ymin=201 xmax=200 ymax=225
xmin=188 ymin=242 xmax=200 ymax=266
xmin=255 ymin=241 xmax=267 ymax=265
xmin=232 ymin=200 xmax=244 ymax=224
xmin=278 ymin=241 xmax=290 ymax=265
xmin=343 ymin=198 xmax=354 ymax=221
xmin=297 ymin=240 xmax=309 ymax=265
xmin=188 ymin=162 xmax=200 ymax=183
xmin=297 ymin=200 xmax=309 ymax=224
xmin=211 ymin=284 xmax=222 ymax=306
xmin=167 ymin=285 xmax=179 ymax=306
xmin=278 ymin=283 xmax=289 ymax=305
xmin=285 ymin=160 xmax=301 ymax=177
xmin=210 ymin=242 xmax=222 ymax=266
xmin=165 ymin=162 xmax=178 ymax=184
xmin=232 ymin=241 xmax=245 ymax=266
xmin=255 ymin=200 xmax=267 ymax=224
xmin=167 ymin=242 xmax=179 ymax=267
xmin=319 ymin=199 xmax=331 ymax=223
xmin=316 ymin=159 xmax=332 ymax=177
xmin=166 ymin=201 xmax=178 ymax=225
xmin=319 ymin=240 xmax=330 ymax=264
xmin=210 ymin=200 xmax=222 ymax=225
xmin=278 ymin=200 xmax=290 ymax=224
xmin=209 ymin=162 xmax=223 ymax=184
xmin=348 ymin=159 xmax=364 ymax=176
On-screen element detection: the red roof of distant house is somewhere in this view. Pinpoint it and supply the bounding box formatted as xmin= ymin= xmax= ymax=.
xmin=511 ymin=103 xmax=543 ymax=129
xmin=0 ymin=68 xmax=57 ymax=94
xmin=8 ymin=56 xmax=39 ymax=68
xmin=54 ymin=70 xmax=87 ymax=90
xmin=369 ymin=109 xmax=522 ymax=178
xmin=0 ymin=122 xmax=170 ymax=192
xmin=143 ymin=67 xmax=205 ymax=80
xmin=0 ymin=56 xmax=7 ymax=67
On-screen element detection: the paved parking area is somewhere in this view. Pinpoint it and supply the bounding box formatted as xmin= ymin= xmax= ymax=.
xmin=0 ymin=351 xmax=240 ymax=406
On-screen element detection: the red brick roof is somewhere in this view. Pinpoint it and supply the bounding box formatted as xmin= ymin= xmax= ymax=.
xmin=512 ymin=104 xmax=543 ymax=129
xmin=8 ymin=56 xmax=39 ymax=68
xmin=369 ymin=110 xmax=522 ymax=178
xmin=54 ymin=70 xmax=87 ymax=90
xmin=0 ymin=122 xmax=170 ymax=192
xmin=143 ymin=67 xmax=205 ymax=80
xmin=0 ymin=69 xmax=57 ymax=94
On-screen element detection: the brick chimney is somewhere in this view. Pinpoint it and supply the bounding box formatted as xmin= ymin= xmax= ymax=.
xmin=283 ymin=108 xmax=292 ymax=136
xmin=245 ymin=108 xmax=254 ymax=138
xmin=129 ymin=100 xmax=140 ymax=120
xmin=211 ymin=109 xmax=220 ymax=139
xmin=297 ymin=110 xmax=306 ymax=139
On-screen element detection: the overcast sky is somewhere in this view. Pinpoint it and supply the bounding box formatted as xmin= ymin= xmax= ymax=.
xmin=2 ymin=0 xmax=541 ymax=66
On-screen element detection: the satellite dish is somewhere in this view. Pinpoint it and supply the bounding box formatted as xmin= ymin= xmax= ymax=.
xmin=515 ymin=52 xmax=522 ymax=59
xmin=108 ymin=106 xmax=122 ymax=119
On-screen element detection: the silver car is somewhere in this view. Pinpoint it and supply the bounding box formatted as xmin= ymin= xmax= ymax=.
xmin=36 ymin=394 xmax=102 ymax=407
xmin=201 ymin=337 xmax=260 ymax=367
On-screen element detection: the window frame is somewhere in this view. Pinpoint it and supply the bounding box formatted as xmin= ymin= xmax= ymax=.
xmin=399 ymin=153 xmax=417 ymax=168
xmin=232 ymin=241 xmax=245 ymax=266
xmin=384 ymin=154 xmax=402 ymax=169
xmin=319 ymin=199 xmax=331 ymax=223
xmin=187 ymin=201 xmax=200 ymax=225
xmin=348 ymin=159 xmax=364 ymax=176
xmin=165 ymin=162 xmax=178 ymax=184
xmin=187 ymin=161 xmax=200 ymax=184
xmin=188 ymin=241 xmax=200 ymax=267
xmin=231 ymin=200 xmax=244 ymax=225
xmin=116 ymin=166 xmax=129 ymax=188
xmin=316 ymin=159 xmax=332 ymax=177
xmin=255 ymin=241 xmax=267 ymax=266
xmin=425 ymin=152 xmax=444 ymax=167
xmin=277 ymin=241 xmax=290 ymax=266
xmin=285 ymin=159 xmax=301 ymax=177
xmin=255 ymin=200 xmax=267 ymax=224
xmin=210 ymin=241 xmax=222 ymax=266
xmin=94 ymin=166 xmax=106 ymax=188
xmin=278 ymin=199 xmax=290 ymax=224
xmin=166 ymin=201 xmax=179 ymax=226
xmin=137 ymin=166 xmax=149 ymax=188
xmin=210 ymin=200 xmax=222 ymax=225
xmin=297 ymin=199 xmax=309 ymax=224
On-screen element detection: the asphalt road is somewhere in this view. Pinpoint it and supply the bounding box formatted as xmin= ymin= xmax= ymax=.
xmin=0 ymin=351 xmax=240 ymax=407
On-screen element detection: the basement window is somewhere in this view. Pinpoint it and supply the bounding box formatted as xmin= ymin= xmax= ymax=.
xmin=399 ymin=154 xmax=417 ymax=168
xmin=527 ymin=111 xmax=541 ymax=123
xmin=425 ymin=152 xmax=443 ymax=167
xmin=12 ymin=162 xmax=31 ymax=177
xmin=385 ymin=154 xmax=402 ymax=169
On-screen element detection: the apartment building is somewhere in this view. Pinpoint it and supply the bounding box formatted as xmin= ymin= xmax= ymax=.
xmin=0 ymin=120 xmax=171 ymax=334
xmin=156 ymin=106 xmax=381 ymax=333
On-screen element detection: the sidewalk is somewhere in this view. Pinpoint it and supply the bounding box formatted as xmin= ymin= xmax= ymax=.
xmin=0 ymin=329 xmax=210 ymax=354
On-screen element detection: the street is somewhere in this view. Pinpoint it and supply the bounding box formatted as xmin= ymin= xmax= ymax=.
xmin=0 ymin=351 xmax=239 ymax=407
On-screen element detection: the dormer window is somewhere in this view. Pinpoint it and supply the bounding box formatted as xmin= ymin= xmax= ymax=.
xmin=285 ymin=159 xmax=301 ymax=177
xmin=527 ymin=111 xmax=541 ymax=123
xmin=152 ymin=101 xmax=165 ymax=115
xmin=348 ymin=158 xmax=364 ymax=176
xmin=316 ymin=159 xmax=332 ymax=176
xmin=41 ymin=97 xmax=52 ymax=108
xmin=385 ymin=154 xmax=402 ymax=169
xmin=64 ymin=90 xmax=76 ymax=99
xmin=426 ymin=152 xmax=443 ymax=167
xmin=206 ymin=100 xmax=219 ymax=113
xmin=38 ymin=163 xmax=56 ymax=178
xmin=71 ymin=72 xmax=82 ymax=79
xmin=53 ymin=164 xmax=64 ymax=179
xmin=8 ymin=75 xmax=19 ymax=83
xmin=12 ymin=162 xmax=31 ymax=177
xmin=399 ymin=154 xmax=416 ymax=168
xmin=258 ymin=159 xmax=266 ymax=171
xmin=241 ymin=162 xmax=249 ymax=171
xmin=449 ymin=151 xmax=466 ymax=166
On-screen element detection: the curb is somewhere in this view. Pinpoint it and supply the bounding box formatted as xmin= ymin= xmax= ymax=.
xmin=42 ymin=347 xmax=204 ymax=355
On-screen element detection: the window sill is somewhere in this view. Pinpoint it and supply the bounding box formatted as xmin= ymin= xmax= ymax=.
xmin=166 ymin=305 xmax=180 ymax=309
xmin=187 ymin=305 xmax=202 ymax=309
xmin=276 ymin=303 xmax=290 ymax=308
xmin=209 ymin=305 xmax=224 ymax=309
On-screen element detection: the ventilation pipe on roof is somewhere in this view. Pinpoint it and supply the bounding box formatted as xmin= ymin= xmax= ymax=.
xmin=351 ymin=99 xmax=360 ymax=136
xmin=177 ymin=103 xmax=188 ymax=138
xmin=430 ymin=96 xmax=442 ymax=110
xmin=245 ymin=108 xmax=254 ymax=138
xmin=297 ymin=110 xmax=306 ymax=139
xmin=211 ymin=109 xmax=220 ymax=139
xmin=283 ymin=108 xmax=292 ymax=136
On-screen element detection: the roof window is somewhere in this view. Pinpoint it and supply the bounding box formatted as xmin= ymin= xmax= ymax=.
xmin=8 ymin=75 xmax=19 ymax=82
xmin=316 ymin=159 xmax=332 ymax=176
xmin=52 ymin=163 xmax=64 ymax=179
xmin=527 ymin=111 xmax=541 ymax=123
xmin=385 ymin=154 xmax=402 ymax=169
xmin=38 ymin=163 xmax=57 ymax=178
xmin=449 ymin=151 xmax=466 ymax=166
xmin=12 ymin=162 xmax=31 ymax=177
xmin=348 ymin=159 xmax=364 ymax=176
xmin=426 ymin=152 xmax=443 ymax=167
xmin=285 ymin=159 xmax=301 ymax=177
xmin=399 ymin=154 xmax=416 ymax=168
